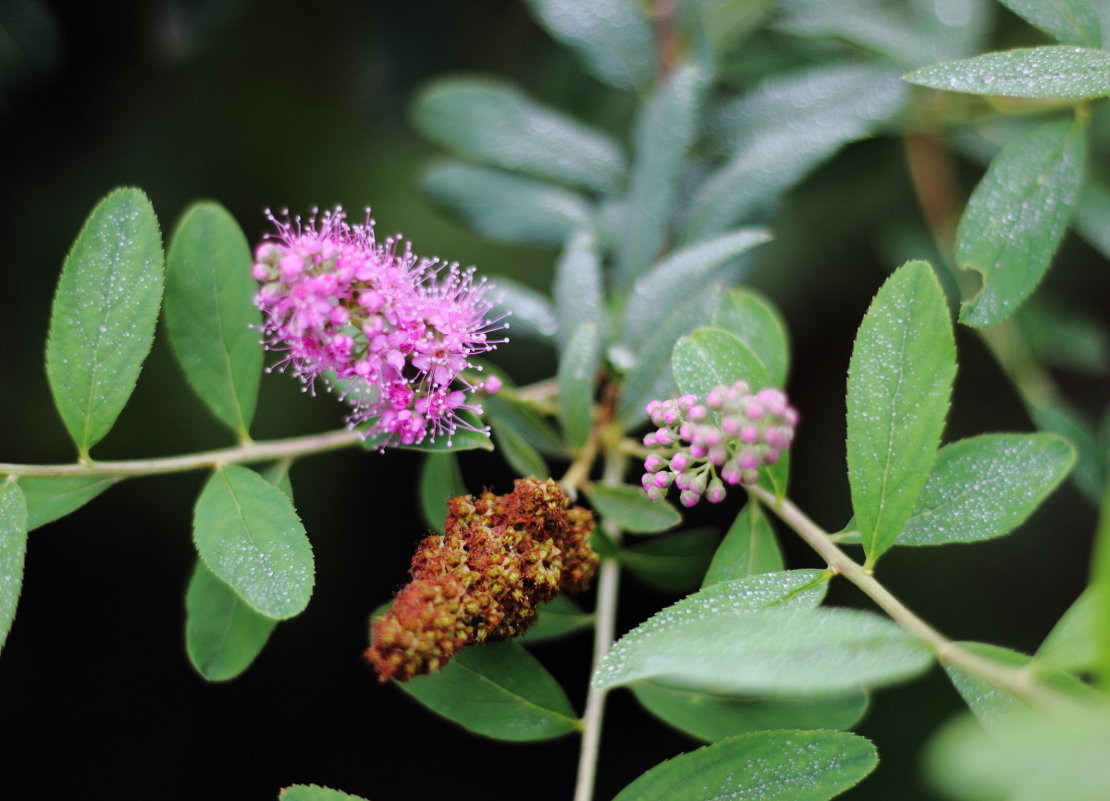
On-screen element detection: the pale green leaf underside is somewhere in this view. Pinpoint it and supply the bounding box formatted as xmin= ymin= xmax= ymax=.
xmin=632 ymin=682 xmax=867 ymax=743
xmin=192 ymin=464 xmax=314 ymax=620
xmin=0 ymin=482 xmax=28 ymax=653
xmin=897 ymin=433 xmax=1074 ymax=545
xmin=846 ymin=260 xmax=956 ymax=564
xmin=46 ymin=186 xmax=164 ymax=455
xmin=712 ymin=287 xmax=791 ymax=387
xmin=996 ymin=0 xmax=1102 ymax=47
xmin=595 ymin=604 xmax=932 ymax=696
xmin=397 ymin=641 xmax=580 ymax=741
xmin=488 ymin=276 xmax=557 ymax=341
xmin=279 ymin=785 xmax=370 ymax=801
xmin=1037 ymin=588 xmax=1094 ymax=671
xmin=611 ymin=729 xmax=878 ymax=801
xmin=558 ymin=322 xmax=601 ymax=449
xmin=185 ymin=559 xmax=276 ymax=682
xmin=165 ymin=201 xmax=261 ymax=436
xmin=553 ymin=229 xmax=604 ymax=354
xmin=906 ymin=46 xmax=1110 ymax=99
xmin=956 ymin=118 xmax=1086 ymax=327
xmin=413 ymin=77 xmax=625 ymax=193
xmin=585 ymin=483 xmax=681 ymax=534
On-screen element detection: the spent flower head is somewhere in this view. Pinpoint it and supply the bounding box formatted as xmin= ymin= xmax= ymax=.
xmin=642 ymin=381 xmax=798 ymax=506
xmin=252 ymin=206 xmax=507 ymax=448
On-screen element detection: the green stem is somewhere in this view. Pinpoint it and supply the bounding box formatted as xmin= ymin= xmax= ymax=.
xmin=749 ymin=485 xmax=1072 ymax=711
xmin=573 ymin=448 xmax=626 ymax=801
xmin=0 ymin=428 xmax=363 ymax=478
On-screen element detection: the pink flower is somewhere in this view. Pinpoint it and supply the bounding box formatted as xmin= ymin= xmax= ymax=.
xmin=253 ymin=206 xmax=507 ymax=448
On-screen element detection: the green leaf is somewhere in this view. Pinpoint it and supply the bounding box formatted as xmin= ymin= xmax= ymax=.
xmin=996 ymin=0 xmax=1102 ymax=47
xmin=585 ymin=483 xmax=682 ymax=534
xmin=702 ymin=501 xmax=784 ymax=586
xmin=906 ymin=45 xmax=1110 ymax=99
xmin=192 ymin=464 xmax=313 ymax=620
xmin=485 ymin=395 xmax=565 ymax=457
xmin=943 ymin=642 xmax=1096 ymax=729
xmin=615 ymin=284 xmax=721 ymax=429
xmin=621 ymin=529 xmax=719 ymax=593
xmin=421 ymin=161 xmax=593 ymax=246
xmin=490 ymin=417 xmax=550 ymax=479
xmin=611 ymin=729 xmax=878 ymax=801
xmin=846 ymin=261 xmax=956 ymax=565
xmin=1093 ymin=474 xmax=1110 ymax=690
xmin=18 ymin=475 xmax=121 ymax=531
xmin=488 ymin=276 xmax=557 ymax=342
xmin=955 ymin=118 xmax=1086 ymax=327
xmin=1030 ymin=400 xmax=1106 ymax=505
xmin=45 ymin=187 xmax=164 ymax=456
xmin=896 ymin=433 xmax=1074 ymax=546
xmin=685 ymin=62 xmax=907 ymax=241
xmin=412 ymin=77 xmax=625 ymax=193
xmin=623 ymin=229 xmax=772 ymax=347
xmin=0 ymin=482 xmax=28 ymax=653
xmin=927 ymin=706 xmax=1110 ymax=801
xmin=396 ymin=641 xmax=580 ymax=741
xmin=165 ymin=202 xmax=261 ymax=437
xmin=279 ymin=785 xmax=369 ymax=801
xmin=617 ymin=63 xmax=709 ymax=288
xmin=558 ymin=323 xmax=601 ymax=449
xmin=185 ymin=559 xmax=277 ymax=682
xmin=418 ymin=452 xmax=466 ymax=533
xmin=1074 ymin=177 xmax=1110 ymax=262
xmin=672 ymin=327 xmax=771 ymax=398
xmin=522 ymin=0 xmax=655 ymax=92
xmin=712 ymin=287 xmax=790 ymax=387
xmin=595 ymin=603 xmax=932 ymax=696
xmin=553 ymin=230 xmax=604 ymax=354
xmin=632 ymin=683 xmax=868 ymax=743
xmin=1038 ymin=588 xmax=1095 ymax=672
xmin=518 ymin=594 xmax=593 ymax=644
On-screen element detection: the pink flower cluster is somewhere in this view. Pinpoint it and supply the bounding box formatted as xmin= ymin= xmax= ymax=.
xmin=252 ymin=207 xmax=506 ymax=447
xmin=641 ymin=381 xmax=798 ymax=507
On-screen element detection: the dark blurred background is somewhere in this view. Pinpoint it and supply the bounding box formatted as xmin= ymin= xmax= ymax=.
xmin=0 ymin=1 xmax=1106 ymax=800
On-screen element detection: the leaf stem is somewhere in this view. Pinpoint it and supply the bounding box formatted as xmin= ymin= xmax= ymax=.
xmin=749 ymin=485 xmax=1072 ymax=711
xmin=0 ymin=428 xmax=363 ymax=478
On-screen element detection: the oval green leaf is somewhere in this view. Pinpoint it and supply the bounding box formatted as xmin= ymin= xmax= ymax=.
xmin=418 ymin=452 xmax=466 ymax=533
xmin=487 ymin=276 xmax=557 ymax=342
xmin=165 ymin=201 xmax=261 ymax=437
xmin=617 ymin=63 xmax=708 ymax=288
xmin=585 ymin=483 xmax=681 ymax=534
xmin=1037 ymin=588 xmax=1094 ymax=672
xmin=192 ymin=464 xmax=314 ymax=620
xmin=702 ymin=500 xmax=784 ymax=587
xmin=0 ymin=482 xmax=28 ymax=653
xmin=672 ymin=326 xmax=771 ymax=398
xmin=553 ymin=229 xmax=604 ymax=355
xmin=18 ymin=475 xmax=121 ymax=531
xmin=490 ymin=415 xmax=550 ymax=479
xmin=712 ymin=287 xmax=790 ymax=387
xmin=623 ymin=229 xmax=771 ymax=347
xmin=523 ymin=0 xmax=655 ymax=92
xmin=518 ymin=594 xmax=594 ymax=644
xmin=413 ymin=77 xmax=626 ymax=193
xmin=906 ymin=45 xmax=1110 ymax=99
xmin=280 ymin=785 xmax=369 ymax=801
xmin=485 ymin=394 xmax=565 ymax=457
xmin=594 ymin=605 xmax=931 ymax=696
xmin=185 ymin=558 xmax=277 ymax=682
xmin=558 ymin=322 xmax=601 ymax=449
xmin=396 ymin=641 xmax=580 ymax=741
xmin=45 ymin=187 xmax=164 ymax=456
xmin=612 ymin=729 xmax=877 ymax=801
xmin=633 ymin=682 xmax=868 ymax=743
xmin=620 ymin=528 xmax=719 ymax=593
xmin=421 ymin=161 xmax=593 ymax=246
xmin=846 ymin=260 xmax=956 ymax=565
xmin=897 ymin=433 xmax=1075 ymax=546
xmin=956 ymin=118 xmax=1086 ymax=327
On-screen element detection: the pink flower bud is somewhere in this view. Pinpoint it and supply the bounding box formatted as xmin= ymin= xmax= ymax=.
xmin=671 ymin=452 xmax=691 ymax=472
xmin=645 ymin=454 xmax=667 ymax=473
xmin=653 ymin=472 xmax=674 ymax=488
xmin=680 ymin=489 xmax=700 ymax=508
xmin=706 ymin=479 xmax=726 ymax=503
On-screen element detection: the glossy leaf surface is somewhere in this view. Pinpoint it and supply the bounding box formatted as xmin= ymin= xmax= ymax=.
xmin=712 ymin=287 xmax=790 ymax=387
xmin=185 ymin=559 xmax=276 ymax=681
xmin=620 ymin=528 xmax=719 ymax=593
xmin=702 ymin=501 xmax=784 ymax=586
xmin=0 ymin=482 xmax=28 ymax=653
xmin=418 ymin=452 xmax=466 ymax=533
xmin=585 ymin=483 xmax=681 ymax=534
xmin=18 ymin=475 xmax=120 ymax=531
xmin=672 ymin=327 xmax=771 ymax=399
xmin=907 ymin=46 xmax=1110 ymax=99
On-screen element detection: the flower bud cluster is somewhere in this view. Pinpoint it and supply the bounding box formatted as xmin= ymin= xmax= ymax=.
xmin=365 ymin=479 xmax=598 ymax=682
xmin=252 ymin=206 xmax=507 ymax=448
xmin=641 ymin=381 xmax=798 ymax=507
